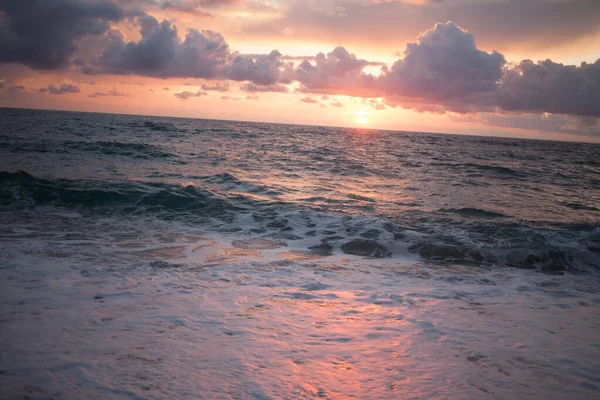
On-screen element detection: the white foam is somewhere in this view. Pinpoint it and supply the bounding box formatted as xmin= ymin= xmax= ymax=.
xmin=1 ymin=211 xmax=599 ymax=399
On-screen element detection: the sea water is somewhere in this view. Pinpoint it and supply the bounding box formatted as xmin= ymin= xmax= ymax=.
xmin=1 ymin=108 xmax=599 ymax=399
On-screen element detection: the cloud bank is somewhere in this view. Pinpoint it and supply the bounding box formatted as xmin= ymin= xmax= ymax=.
xmin=0 ymin=0 xmax=132 ymax=69
xmin=77 ymin=16 xmax=599 ymax=119
xmin=0 ymin=1 xmax=598 ymax=130
xmin=41 ymin=84 xmax=81 ymax=95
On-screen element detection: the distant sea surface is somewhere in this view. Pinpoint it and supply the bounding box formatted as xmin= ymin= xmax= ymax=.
xmin=1 ymin=107 xmax=598 ymax=272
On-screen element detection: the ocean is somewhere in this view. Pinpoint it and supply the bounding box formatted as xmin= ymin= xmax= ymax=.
xmin=1 ymin=107 xmax=599 ymax=399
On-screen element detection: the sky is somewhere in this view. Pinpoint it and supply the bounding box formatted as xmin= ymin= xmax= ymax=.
xmin=1 ymin=0 xmax=599 ymax=141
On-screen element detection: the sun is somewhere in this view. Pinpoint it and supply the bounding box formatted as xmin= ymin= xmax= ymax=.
xmin=355 ymin=116 xmax=369 ymax=125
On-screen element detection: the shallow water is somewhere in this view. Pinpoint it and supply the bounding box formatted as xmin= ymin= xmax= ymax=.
xmin=1 ymin=108 xmax=599 ymax=399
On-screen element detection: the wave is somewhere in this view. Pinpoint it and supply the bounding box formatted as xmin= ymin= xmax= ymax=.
xmin=0 ymin=171 xmax=236 ymax=219
xmin=203 ymin=173 xmax=283 ymax=196
xmin=466 ymin=163 xmax=526 ymax=177
xmin=407 ymin=240 xmax=597 ymax=274
xmin=439 ymin=207 xmax=507 ymax=218
xmin=563 ymin=202 xmax=599 ymax=212
xmin=1 ymin=171 xmax=598 ymax=274
xmin=0 ymin=139 xmax=176 ymax=159
xmin=127 ymin=120 xmax=182 ymax=133
xmin=430 ymin=162 xmax=526 ymax=177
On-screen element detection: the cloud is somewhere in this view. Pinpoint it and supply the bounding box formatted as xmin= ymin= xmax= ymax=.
xmin=380 ymin=22 xmax=504 ymax=112
xmin=299 ymin=96 xmax=318 ymax=103
xmin=227 ymin=50 xmax=292 ymax=85
xmin=330 ymin=101 xmax=343 ymax=108
xmin=42 ymin=83 xmax=80 ymax=95
xmin=174 ymin=89 xmax=208 ymax=99
xmin=201 ymin=82 xmax=230 ymax=91
xmin=295 ymin=47 xmax=378 ymax=96
xmin=373 ymin=21 xmax=600 ymax=118
xmin=88 ymin=88 xmax=129 ymax=98
xmin=85 ymin=17 xmax=293 ymax=85
xmin=4 ymin=11 xmax=598 ymax=122
xmin=450 ymin=111 xmax=600 ymax=137
xmin=180 ymin=0 xmax=243 ymax=8
xmin=159 ymin=1 xmax=213 ymax=17
xmin=366 ymin=98 xmax=386 ymax=110
xmin=87 ymin=17 xmax=231 ymax=79
xmin=0 ymin=0 xmax=132 ymax=69
xmin=498 ymin=59 xmax=600 ymax=117
xmin=299 ymin=96 xmax=325 ymax=107
xmin=239 ymin=0 xmax=600 ymax=59
xmin=240 ymin=82 xmax=288 ymax=92
xmin=7 ymin=85 xmax=25 ymax=94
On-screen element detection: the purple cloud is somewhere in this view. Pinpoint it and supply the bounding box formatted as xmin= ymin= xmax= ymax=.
xmin=201 ymin=82 xmax=230 ymax=92
xmin=174 ymin=90 xmax=208 ymax=100
xmin=0 ymin=0 xmax=132 ymax=69
xmin=88 ymin=88 xmax=128 ymax=98
xmin=240 ymin=82 xmax=288 ymax=93
xmin=295 ymin=47 xmax=378 ymax=96
xmin=380 ymin=22 xmax=505 ymax=112
xmin=87 ymin=17 xmax=231 ymax=79
xmin=43 ymin=83 xmax=80 ymax=95
xmin=499 ymin=59 xmax=600 ymax=117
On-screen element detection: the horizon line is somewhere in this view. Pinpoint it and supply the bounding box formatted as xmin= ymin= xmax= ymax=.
xmin=2 ymin=106 xmax=598 ymax=145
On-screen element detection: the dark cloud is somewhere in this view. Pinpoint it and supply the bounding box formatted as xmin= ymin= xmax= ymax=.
xmin=0 ymin=0 xmax=131 ymax=69
xmin=196 ymin=0 xmax=244 ymax=8
xmin=6 ymin=8 xmax=596 ymax=121
xmin=86 ymin=17 xmax=231 ymax=78
xmin=227 ymin=50 xmax=292 ymax=85
xmin=85 ymin=16 xmax=293 ymax=85
xmin=80 ymin=18 xmax=600 ymax=118
xmin=295 ymin=47 xmax=378 ymax=96
xmin=174 ymin=89 xmax=208 ymax=99
xmin=380 ymin=22 xmax=505 ymax=112
xmin=162 ymin=0 xmax=243 ymax=8
xmin=88 ymin=88 xmax=129 ymax=97
xmin=7 ymin=85 xmax=25 ymax=94
xmin=264 ymin=54 xmax=386 ymax=67
xmin=159 ymin=1 xmax=213 ymax=17
xmin=240 ymin=82 xmax=288 ymax=93
xmin=450 ymin=112 xmax=600 ymax=137
xmin=499 ymin=59 xmax=600 ymax=117
xmin=374 ymin=22 xmax=600 ymax=118
xmin=201 ymin=82 xmax=230 ymax=91
xmin=42 ymin=83 xmax=80 ymax=95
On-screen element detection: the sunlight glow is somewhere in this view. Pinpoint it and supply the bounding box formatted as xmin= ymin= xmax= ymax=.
xmin=355 ymin=117 xmax=369 ymax=125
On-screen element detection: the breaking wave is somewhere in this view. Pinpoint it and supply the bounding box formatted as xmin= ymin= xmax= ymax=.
xmin=1 ymin=170 xmax=598 ymax=273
